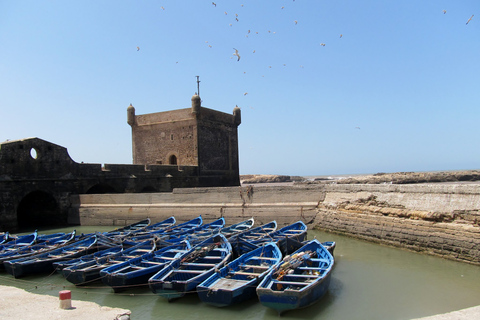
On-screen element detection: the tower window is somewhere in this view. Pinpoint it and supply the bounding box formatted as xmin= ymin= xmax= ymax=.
xmin=170 ymin=134 xmax=174 ymax=140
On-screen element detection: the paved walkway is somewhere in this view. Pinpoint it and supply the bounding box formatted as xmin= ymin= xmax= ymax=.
xmin=412 ymin=306 xmax=480 ymax=320
xmin=0 ymin=285 xmax=130 ymax=320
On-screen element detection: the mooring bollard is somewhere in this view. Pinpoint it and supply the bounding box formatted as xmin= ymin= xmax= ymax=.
xmin=59 ymin=290 xmax=72 ymax=309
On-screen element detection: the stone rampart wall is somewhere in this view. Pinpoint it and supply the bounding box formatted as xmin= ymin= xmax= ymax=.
xmin=74 ymin=183 xmax=480 ymax=264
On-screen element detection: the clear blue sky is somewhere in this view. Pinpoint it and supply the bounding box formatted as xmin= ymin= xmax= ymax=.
xmin=1 ymin=1 xmax=479 ymax=176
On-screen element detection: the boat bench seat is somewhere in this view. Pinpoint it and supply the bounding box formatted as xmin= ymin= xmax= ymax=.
xmin=284 ymin=274 xmax=318 ymax=279
xmin=231 ymin=271 xmax=261 ymax=276
xmin=182 ymin=262 xmax=216 ymax=267
xmin=273 ymin=280 xmax=308 ymax=286
xmin=144 ymin=261 xmax=166 ymax=265
xmin=308 ymin=258 xmax=329 ymax=263
xmin=174 ymin=269 xmax=204 ymax=274
xmin=241 ymin=264 xmax=270 ymax=269
xmin=297 ymin=267 xmax=326 ymax=271
xmin=254 ymin=257 xmax=278 ymax=261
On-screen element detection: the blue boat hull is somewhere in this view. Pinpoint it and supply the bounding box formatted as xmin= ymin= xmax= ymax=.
xmin=257 ymin=272 xmax=332 ymax=314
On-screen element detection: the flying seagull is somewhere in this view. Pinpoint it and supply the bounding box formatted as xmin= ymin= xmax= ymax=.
xmin=442 ymin=10 xmax=447 ymax=14
xmin=466 ymin=15 xmax=474 ymax=25
xmin=212 ymin=2 xmax=216 ymax=6
xmin=136 ymin=46 xmax=140 ymax=51
xmin=233 ymin=48 xmax=240 ymax=61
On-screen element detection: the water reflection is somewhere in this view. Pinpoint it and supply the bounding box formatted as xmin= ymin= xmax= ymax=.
xmin=1 ymin=226 xmax=479 ymax=320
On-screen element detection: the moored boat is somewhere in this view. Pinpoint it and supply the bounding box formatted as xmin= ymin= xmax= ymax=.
xmin=0 ymin=231 xmax=38 ymax=251
xmin=256 ymin=239 xmax=334 ymax=315
xmin=149 ymin=233 xmax=232 ymax=301
xmin=61 ymin=240 xmax=157 ymax=286
xmin=220 ymin=218 xmax=255 ymax=238
xmin=3 ymin=235 xmax=99 ymax=278
xmin=197 ymin=242 xmax=282 ymax=307
xmin=100 ymin=241 xmax=191 ymax=292
xmin=0 ymin=230 xmax=77 ymax=269
xmin=123 ymin=216 xmax=203 ymax=245
xmin=233 ymin=221 xmax=307 ymax=257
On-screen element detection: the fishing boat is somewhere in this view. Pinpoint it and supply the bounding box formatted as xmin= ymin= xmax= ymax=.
xmin=121 ymin=216 xmax=176 ymax=239
xmin=52 ymin=245 xmax=124 ymax=272
xmin=220 ymin=217 xmax=255 ymax=238
xmin=3 ymin=235 xmax=100 ymax=278
xmin=233 ymin=221 xmax=307 ymax=257
xmin=256 ymin=239 xmax=334 ymax=315
xmin=149 ymin=233 xmax=232 ymax=301
xmin=123 ymin=216 xmax=203 ymax=245
xmin=197 ymin=242 xmax=282 ymax=307
xmin=61 ymin=240 xmax=157 ymax=286
xmin=0 ymin=231 xmax=77 ymax=269
xmin=100 ymin=241 xmax=191 ymax=292
xmin=104 ymin=218 xmax=151 ymax=238
xmin=162 ymin=217 xmax=225 ymax=245
xmin=0 ymin=231 xmax=38 ymax=251
xmin=321 ymin=241 xmax=336 ymax=255
xmin=0 ymin=232 xmax=11 ymax=244
xmin=228 ymin=220 xmax=277 ymax=243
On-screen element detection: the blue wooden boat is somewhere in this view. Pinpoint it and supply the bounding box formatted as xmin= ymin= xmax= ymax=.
xmin=233 ymin=221 xmax=307 ymax=257
xmin=0 ymin=231 xmax=38 ymax=252
xmin=162 ymin=217 xmax=225 ymax=244
xmin=122 ymin=216 xmax=176 ymax=238
xmin=105 ymin=218 xmax=151 ymax=238
xmin=100 ymin=241 xmax=191 ymax=292
xmin=0 ymin=232 xmax=11 ymax=244
xmin=148 ymin=233 xmax=232 ymax=301
xmin=256 ymin=239 xmax=334 ymax=315
xmin=3 ymin=235 xmax=99 ymax=278
xmin=52 ymin=245 xmax=124 ymax=272
xmin=0 ymin=230 xmax=77 ymax=269
xmin=228 ymin=220 xmax=277 ymax=245
xmin=321 ymin=241 xmax=336 ymax=255
xmin=61 ymin=240 xmax=156 ymax=285
xmin=197 ymin=242 xmax=282 ymax=307
xmin=123 ymin=216 xmax=203 ymax=245
xmin=220 ymin=218 xmax=255 ymax=238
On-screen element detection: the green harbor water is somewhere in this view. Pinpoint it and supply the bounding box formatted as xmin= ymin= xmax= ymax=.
xmin=1 ymin=226 xmax=480 ymax=320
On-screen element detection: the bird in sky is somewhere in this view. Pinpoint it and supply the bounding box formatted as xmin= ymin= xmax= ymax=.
xmin=244 ymin=92 xmax=248 ymax=95
xmin=136 ymin=46 xmax=140 ymax=51
xmin=466 ymin=15 xmax=474 ymax=25
xmin=442 ymin=10 xmax=447 ymax=14
xmin=320 ymin=43 xmax=326 ymax=46
xmin=233 ymin=48 xmax=241 ymax=61
xmin=212 ymin=2 xmax=216 ymax=6
xmin=294 ymin=20 xmax=298 ymax=25
xmin=340 ymin=34 xmax=343 ymax=38
xmin=355 ymin=127 xmax=361 ymax=130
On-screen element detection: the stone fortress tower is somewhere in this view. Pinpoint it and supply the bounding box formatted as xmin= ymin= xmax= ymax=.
xmin=127 ymin=94 xmax=241 ymax=185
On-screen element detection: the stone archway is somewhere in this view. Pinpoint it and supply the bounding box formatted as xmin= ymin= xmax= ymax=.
xmin=169 ymin=154 xmax=178 ymax=165
xmin=17 ymin=191 xmax=63 ymax=229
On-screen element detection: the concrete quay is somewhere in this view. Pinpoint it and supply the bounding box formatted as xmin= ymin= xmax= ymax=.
xmin=0 ymin=285 xmax=130 ymax=320
xmin=412 ymin=305 xmax=480 ymax=320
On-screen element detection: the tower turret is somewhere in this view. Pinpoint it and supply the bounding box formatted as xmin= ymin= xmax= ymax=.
xmin=233 ymin=105 xmax=241 ymax=126
xmin=127 ymin=104 xmax=136 ymax=126
xmin=191 ymin=94 xmax=201 ymax=114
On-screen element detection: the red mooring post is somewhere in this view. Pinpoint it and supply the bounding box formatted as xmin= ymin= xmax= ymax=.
xmin=59 ymin=290 xmax=72 ymax=309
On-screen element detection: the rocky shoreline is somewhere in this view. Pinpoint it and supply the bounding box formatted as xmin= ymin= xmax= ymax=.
xmin=241 ymin=170 xmax=480 ymax=185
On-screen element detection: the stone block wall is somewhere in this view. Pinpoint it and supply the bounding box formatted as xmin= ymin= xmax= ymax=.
xmin=75 ymin=183 xmax=480 ymax=264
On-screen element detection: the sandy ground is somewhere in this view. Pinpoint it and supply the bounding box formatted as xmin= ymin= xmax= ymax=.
xmin=0 ymin=285 xmax=130 ymax=320
xmin=412 ymin=306 xmax=480 ymax=320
